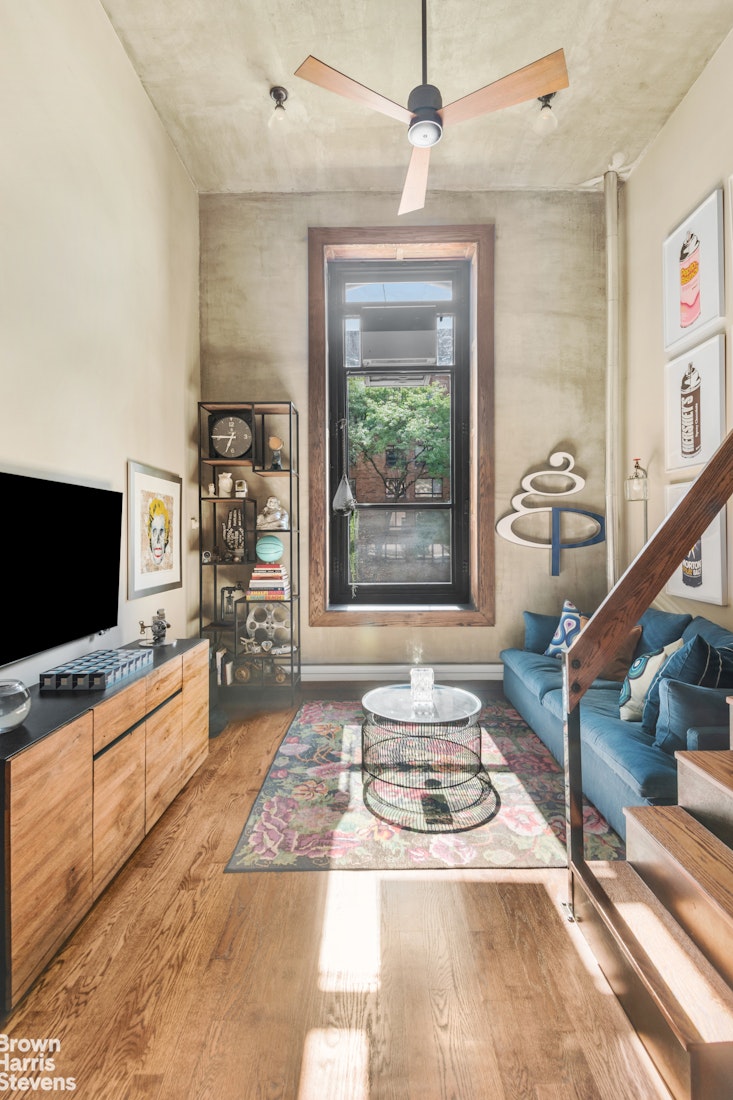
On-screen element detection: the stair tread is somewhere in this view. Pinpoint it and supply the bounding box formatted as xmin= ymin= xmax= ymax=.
xmin=677 ymin=749 xmax=733 ymax=794
xmin=625 ymin=804 xmax=733 ymax=918
xmin=593 ymin=859 xmax=733 ymax=1043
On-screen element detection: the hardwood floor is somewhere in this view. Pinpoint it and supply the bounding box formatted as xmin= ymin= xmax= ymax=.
xmin=2 ymin=692 xmax=672 ymax=1100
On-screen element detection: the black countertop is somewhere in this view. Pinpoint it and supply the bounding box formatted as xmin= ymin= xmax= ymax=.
xmin=0 ymin=638 xmax=205 ymax=762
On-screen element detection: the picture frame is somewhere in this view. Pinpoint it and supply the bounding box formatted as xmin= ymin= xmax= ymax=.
xmin=127 ymin=460 xmax=182 ymax=599
xmin=662 ymin=188 xmax=724 ymax=353
xmin=665 ymin=482 xmax=727 ymax=605
xmin=664 ymin=333 xmax=726 ymax=471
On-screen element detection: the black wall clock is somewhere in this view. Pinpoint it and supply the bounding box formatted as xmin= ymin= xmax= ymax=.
xmin=209 ymin=412 xmax=253 ymax=458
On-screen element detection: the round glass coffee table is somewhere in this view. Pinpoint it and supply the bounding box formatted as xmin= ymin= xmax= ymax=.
xmin=361 ymin=684 xmax=499 ymax=833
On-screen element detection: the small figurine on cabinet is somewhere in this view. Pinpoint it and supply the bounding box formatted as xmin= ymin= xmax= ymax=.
xmin=217 ymin=472 xmax=233 ymax=498
xmin=256 ymin=495 xmax=289 ymax=530
xmin=139 ymin=608 xmax=171 ymax=646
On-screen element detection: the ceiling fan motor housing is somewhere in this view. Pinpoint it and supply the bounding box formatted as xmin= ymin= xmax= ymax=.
xmin=407 ymin=83 xmax=443 ymax=147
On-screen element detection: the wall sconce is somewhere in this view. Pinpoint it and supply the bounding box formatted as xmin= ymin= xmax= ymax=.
xmin=269 ymin=86 xmax=288 ymax=127
xmin=533 ymin=93 xmax=558 ymax=134
xmin=624 ymin=458 xmax=648 ymax=543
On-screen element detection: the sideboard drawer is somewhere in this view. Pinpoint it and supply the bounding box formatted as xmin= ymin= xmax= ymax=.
xmin=146 ymin=656 xmax=183 ymax=711
xmin=92 ymin=679 xmax=147 ymax=755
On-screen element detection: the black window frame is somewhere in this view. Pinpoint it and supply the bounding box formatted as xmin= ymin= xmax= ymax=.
xmin=327 ymin=258 xmax=471 ymax=608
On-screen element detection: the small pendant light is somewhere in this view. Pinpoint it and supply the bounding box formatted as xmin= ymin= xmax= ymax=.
xmin=332 ymin=418 xmax=356 ymax=514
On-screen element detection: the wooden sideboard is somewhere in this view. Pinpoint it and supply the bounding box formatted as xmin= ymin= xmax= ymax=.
xmin=1 ymin=637 xmax=209 ymax=1013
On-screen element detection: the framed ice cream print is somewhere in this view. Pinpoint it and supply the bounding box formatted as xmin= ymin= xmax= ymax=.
xmin=665 ymin=482 xmax=727 ymax=605
xmin=663 ymin=188 xmax=724 ymax=353
xmin=127 ymin=460 xmax=182 ymax=599
xmin=664 ymin=334 xmax=725 ymax=471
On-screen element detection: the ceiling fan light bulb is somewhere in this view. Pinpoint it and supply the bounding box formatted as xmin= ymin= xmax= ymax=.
xmin=534 ymin=94 xmax=558 ymax=134
xmin=408 ymin=110 xmax=442 ymax=148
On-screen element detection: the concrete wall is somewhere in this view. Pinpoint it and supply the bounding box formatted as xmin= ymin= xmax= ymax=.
xmin=200 ymin=189 xmax=607 ymax=667
xmin=623 ymin=28 xmax=733 ymax=628
xmin=0 ymin=0 xmax=200 ymax=685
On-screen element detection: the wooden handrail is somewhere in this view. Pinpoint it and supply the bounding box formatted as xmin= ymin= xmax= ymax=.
xmin=563 ymin=429 xmax=733 ymax=712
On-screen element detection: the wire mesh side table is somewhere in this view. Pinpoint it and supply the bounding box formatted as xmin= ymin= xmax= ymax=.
xmin=361 ymin=684 xmax=499 ymax=833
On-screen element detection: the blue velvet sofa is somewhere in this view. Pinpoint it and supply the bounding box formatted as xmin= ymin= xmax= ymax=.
xmin=501 ymin=608 xmax=733 ymax=841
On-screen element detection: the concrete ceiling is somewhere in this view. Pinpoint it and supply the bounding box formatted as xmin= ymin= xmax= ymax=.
xmin=99 ymin=0 xmax=733 ymax=203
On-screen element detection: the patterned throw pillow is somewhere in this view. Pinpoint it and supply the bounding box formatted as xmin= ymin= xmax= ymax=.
xmin=618 ymin=638 xmax=684 ymax=722
xmin=544 ymin=600 xmax=589 ymax=658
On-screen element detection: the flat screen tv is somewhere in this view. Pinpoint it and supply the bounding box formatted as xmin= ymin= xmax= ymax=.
xmin=0 ymin=471 xmax=124 ymax=669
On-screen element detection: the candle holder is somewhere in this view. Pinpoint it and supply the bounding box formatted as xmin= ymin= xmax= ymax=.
xmin=410 ymin=666 xmax=434 ymax=711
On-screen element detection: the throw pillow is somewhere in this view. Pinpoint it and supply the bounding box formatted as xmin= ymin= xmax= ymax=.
xmin=654 ymin=680 xmax=732 ymax=755
xmin=642 ymin=634 xmax=733 ymax=736
xmin=597 ymin=625 xmax=643 ymax=682
xmin=544 ymin=600 xmax=589 ymax=658
xmin=523 ymin=611 xmax=560 ymax=655
xmin=618 ymin=638 xmax=684 ymax=722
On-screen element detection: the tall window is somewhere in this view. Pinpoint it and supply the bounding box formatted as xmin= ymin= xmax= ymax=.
xmin=308 ymin=226 xmax=495 ymax=627
xmin=328 ymin=261 xmax=470 ymax=607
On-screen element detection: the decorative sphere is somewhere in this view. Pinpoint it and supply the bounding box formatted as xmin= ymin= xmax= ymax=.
xmin=0 ymin=680 xmax=31 ymax=733
xmin=256 ymin=534 xmax=284 ymax=563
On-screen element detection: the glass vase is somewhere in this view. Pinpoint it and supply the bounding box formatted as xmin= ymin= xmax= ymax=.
xmin=0 ymin=680 xmax=31 ymax=733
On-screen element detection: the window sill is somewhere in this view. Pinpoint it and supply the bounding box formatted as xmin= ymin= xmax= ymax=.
xmin=311 ymin=605 xmax=494 ymax=627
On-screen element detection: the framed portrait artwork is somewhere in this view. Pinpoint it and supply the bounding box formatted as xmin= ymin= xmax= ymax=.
xmin=665 ymin=482 xmax=727 ymax=605
xmin=664 ymin=334 xmax=725 ymax=471
xmin=662 ymin=188 xmax=724 ymax=353
xmin=127 ymin=460 xmax=182 ymax=599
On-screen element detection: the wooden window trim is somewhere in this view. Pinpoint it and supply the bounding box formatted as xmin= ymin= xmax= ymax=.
xmin=308 ymin=225 xmax=495 ymax=627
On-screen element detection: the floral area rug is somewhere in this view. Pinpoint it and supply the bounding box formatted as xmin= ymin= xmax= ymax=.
xmin=225 ymin=698 xmax=625 ymax=872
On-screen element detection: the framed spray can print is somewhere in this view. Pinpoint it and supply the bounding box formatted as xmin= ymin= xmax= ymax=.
xmin=665 ymin=482 xmax=727 ymax=605
xmin=664 ymin=334 xmax=725 ymax=472
xmin=663 ymin=188 xmax=724 ymax=353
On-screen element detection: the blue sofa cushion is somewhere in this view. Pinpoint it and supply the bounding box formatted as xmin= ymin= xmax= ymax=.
xmin=544 ymin=600 xmax=588 ymax=657
xmin=542 ymin=688 xmax=677 ymax=800
xmin=642 ymin=634 xmax=733 ymax=738
xmin=523 ymin=611 xmax=559 ymax=655
xmin=637 ymin=608 xmax=693 ymax=656
xmin=501 ymin=648 xmax=564 ymax=702
xmin=655 ymin=679 xmax=732 ymax=755
xmin=682 ymin=615 xmax=733 ymax=649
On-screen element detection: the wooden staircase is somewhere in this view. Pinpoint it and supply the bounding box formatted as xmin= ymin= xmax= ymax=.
xmin=560 ymin=434 xmax=733 ymax=1100
xmin=573 ymin=743 xmax=733 ymax=1100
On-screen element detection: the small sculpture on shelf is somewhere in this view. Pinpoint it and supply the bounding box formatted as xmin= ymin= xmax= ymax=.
xmin=139 ymin=608 xmax=171 ymax=646
xmin=256 ymin=495 xmax=289 ymax=530
xmin=222 ymin=508 xmax=245 ymax=561
xmin=217 ymin=472 xmax=233 ymax=498
xmin=269 ymin=435 xmax=284 ymax=471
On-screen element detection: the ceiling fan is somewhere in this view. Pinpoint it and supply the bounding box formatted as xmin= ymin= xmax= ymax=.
xmin=295 ymin=0 xmax=569 ymax=215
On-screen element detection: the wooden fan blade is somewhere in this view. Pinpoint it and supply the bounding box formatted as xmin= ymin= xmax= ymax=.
xmin=295 ymin=56 xmax=411 ymax=124
xmin=441 ymin=48 xmax=569 ymax=127
xmin=398 ymin=146 xmax=431 ymax=215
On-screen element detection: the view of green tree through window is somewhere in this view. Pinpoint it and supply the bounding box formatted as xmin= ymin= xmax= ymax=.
xmin=328 ymin=260 xmax=470 ymax=606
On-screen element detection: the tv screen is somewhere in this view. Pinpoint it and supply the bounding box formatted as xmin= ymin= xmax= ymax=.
xmin=0 ymin=471 xmax=123 ymax=669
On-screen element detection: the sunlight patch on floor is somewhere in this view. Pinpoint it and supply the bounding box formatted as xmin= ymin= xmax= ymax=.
xmin=317 ymin=872 xmax=381 ymax=992
xmin=297 ymin=1028 xmax=369 ymax=1100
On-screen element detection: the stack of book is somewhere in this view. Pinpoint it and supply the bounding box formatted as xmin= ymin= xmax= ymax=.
xmin=245 ymin=563 xmax=291 ymax=600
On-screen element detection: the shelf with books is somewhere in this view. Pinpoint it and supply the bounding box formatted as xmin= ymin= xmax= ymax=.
xmin=198 ymin=401 xmax=300 ymax=701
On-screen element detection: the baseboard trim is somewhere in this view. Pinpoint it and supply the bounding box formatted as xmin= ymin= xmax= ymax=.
xmin=301 ymin=663 xmax=504 ymax=682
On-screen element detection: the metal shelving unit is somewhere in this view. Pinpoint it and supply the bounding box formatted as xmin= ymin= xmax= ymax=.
xmin=197 ymin=401 xmax=300 ymax=699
